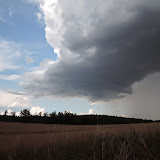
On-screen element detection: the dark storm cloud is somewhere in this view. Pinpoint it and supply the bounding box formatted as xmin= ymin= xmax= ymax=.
xmin=21 ymin=0 xmax=160 ymax=102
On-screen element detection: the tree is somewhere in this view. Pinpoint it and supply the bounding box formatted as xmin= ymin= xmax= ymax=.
xmin=50 ymin=111 xmax=56 ymax=117
xmin=39 ymin=112 xmax=42 ymax=117
xmin=58 ymin=112 xmax=64 ymax=116
xmin=11 ymin=111 xmax=16 ymax=117
xmin=20 ymin=109 xmax=30 ymax=117
xmin=4 ymin=110 xmax=8 ymax=116
xmin=44 ymin=112 xmax=48 ymax=117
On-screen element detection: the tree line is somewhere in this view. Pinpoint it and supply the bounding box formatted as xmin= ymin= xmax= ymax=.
xmin=0 ymin=109 xmax=155 ymax=125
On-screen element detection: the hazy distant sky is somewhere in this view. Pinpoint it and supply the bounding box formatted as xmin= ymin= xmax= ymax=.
xmin=0 ymin=0 xmax=160 ymax=119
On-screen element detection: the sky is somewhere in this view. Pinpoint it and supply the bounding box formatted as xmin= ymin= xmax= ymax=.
xmin=0 ymin=0 xmax=160 ymax=120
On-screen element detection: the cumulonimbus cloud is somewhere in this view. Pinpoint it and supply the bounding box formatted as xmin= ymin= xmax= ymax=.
xmin=22 ymin=0 xmax=160 ymax=102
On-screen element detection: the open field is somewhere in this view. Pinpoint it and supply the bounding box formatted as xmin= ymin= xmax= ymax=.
xmin=0 ymin=122 xmax=160 ymax=160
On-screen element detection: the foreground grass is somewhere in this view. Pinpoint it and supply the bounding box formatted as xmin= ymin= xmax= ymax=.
xmin=0 ymin=123 xmax=160 ymax=160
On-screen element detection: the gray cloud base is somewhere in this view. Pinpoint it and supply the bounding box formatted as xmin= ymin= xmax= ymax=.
xmin=22 ymin=0 xmax=160 ymax=102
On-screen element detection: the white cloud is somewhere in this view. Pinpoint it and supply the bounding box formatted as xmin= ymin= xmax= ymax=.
xmin=6 ymin=109 xmax=14 ymax=116
xmin=0 ymin=40 xmax=22 ymax=72
xmin=15 ymin=112 xmax=21 ymax=117
xmin=35 ymin=0 xmax=63 ymax=57
xmin=0 ymin=90 xmax=32 ymax=108
xmin=9 ymin=11 xmax=12 ymax=17
xmin=88 ymin=109 xmax=94 ymax=115
xmin=121 ymin=114 xmax=126 ymax=118
xmin=0 ymin=39 xmax=35 ymax=72
xmin=0 ymin=109 xmax=14 ymax=116
xmin=0 ymin=90 xmax=45 ymax=116
xmin=0 ymin=109 xmax=20 ymax=116
xmin=8 ymin=7 xmax=13 ymax=17
xmin=30 ymin=106 xmax=45 ymax=116
xmin=0 ymin=74 xmax=21 ymax=81
xmin=0 ymin=110 xmax=5 ymax=115
xmin=26 ymin=55 xmax=34 ymax=64
xmin=38 ymin=59 xmax=55 ymax=69
xmin=20 ymin=59 xmax=55 ymax=92
xmin=26 ymin=0 xmax=45 ymax=4
xmin=36 ymin=12 xmax=43 ymax=21
xmin=79 ymin=109 xmax=95 ymax=115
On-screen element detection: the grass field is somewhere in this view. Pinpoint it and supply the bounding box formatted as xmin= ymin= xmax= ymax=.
xmin=0 ymin=122 xmax=160 ymax=160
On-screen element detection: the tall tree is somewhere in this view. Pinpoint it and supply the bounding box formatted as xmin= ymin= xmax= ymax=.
xmin=20 ymin=109 xmax=30 ymax=117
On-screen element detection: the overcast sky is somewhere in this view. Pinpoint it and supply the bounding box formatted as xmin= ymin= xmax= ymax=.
xmin=0 ymin=0 xmax=160 ymax=119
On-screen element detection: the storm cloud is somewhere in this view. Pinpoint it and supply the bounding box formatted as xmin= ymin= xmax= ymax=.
xmin=22 ymin=0 xmax=160 ymax=102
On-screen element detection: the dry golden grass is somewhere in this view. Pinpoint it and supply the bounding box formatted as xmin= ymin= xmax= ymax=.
xmin=0 ymin=122 xmax=160 ymax=160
